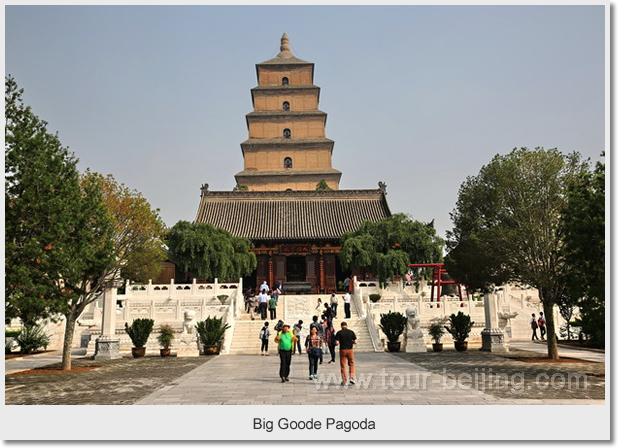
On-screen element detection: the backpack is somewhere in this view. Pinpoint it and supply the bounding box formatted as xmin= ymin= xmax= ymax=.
xmin=259 ymin=327 xmax=268 ymax=340
xmin=538 ymin=317 xmax=545 ymax=327
xmin=531 ymin=319 xmax=538 ymax=329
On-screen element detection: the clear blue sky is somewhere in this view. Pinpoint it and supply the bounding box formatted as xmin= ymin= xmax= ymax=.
xmin=5 ymin=5 xmax=605 ymax=239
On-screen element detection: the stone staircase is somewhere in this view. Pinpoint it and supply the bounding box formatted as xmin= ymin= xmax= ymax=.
xmin=228 ymin=294 xmax=375 ymax=354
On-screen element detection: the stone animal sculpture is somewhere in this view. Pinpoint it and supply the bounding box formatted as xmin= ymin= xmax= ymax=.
xmin=183 ymin=310 xmax=197 ymax=334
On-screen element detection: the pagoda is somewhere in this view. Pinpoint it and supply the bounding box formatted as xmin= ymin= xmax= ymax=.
xmin=234 ymin=33 xmax=342 ymax=191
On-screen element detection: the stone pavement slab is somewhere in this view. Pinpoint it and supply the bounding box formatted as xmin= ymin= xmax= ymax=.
xmin=5 ymin=348 xmax=87 ymax=375
xmin=135 ymin=351 xmax=605 ymax=405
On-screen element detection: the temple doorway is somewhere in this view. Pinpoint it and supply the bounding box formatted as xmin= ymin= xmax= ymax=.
xmin=286 ymin=256 xmax=306 ymax=282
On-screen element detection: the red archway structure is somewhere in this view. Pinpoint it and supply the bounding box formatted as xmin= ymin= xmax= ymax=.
xmin=407 ymin=263 xmax=468 ymax=306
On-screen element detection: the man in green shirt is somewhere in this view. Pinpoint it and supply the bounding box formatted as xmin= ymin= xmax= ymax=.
xmin=268 ymin=296 xmax=277 ymax=320
xmin=274 ymin=324 xmax=297 ymax=382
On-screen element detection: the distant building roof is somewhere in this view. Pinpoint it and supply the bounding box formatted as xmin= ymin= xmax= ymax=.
xmin=194 ymin=189 xmax=391 ymax=242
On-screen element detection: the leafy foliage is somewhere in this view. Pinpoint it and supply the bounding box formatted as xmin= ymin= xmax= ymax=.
xmin=560 ymin=155 xmax=604 ymax=347
xmin=167 ymin=221 xmax=257 ymax=281
xmin=369 ymin=294 xmax=381 ymax=302
xmin=157 ymin=325 xmax=176 ymax=349
xmin=84 ymin=171 xmax=167 ymax=283
xmin=15 ymin=324 xmax=51 ymax=354
xmin=339 ymin=214 xmax=444 ymax=287
xmin=379 ymin=311 xmax=408 ymax=343
xmin=315 ymin=179 xmax=332 ymax=190
xmin=195 ymin=316 xmax=230 ymax=346
xmin=428 ymin=322 xmax=445 ymax=343
xmin=446 ymin=147 xmax=587 ymax=358
xmin=5 ymin=76 xmax=115 ymax=326
xmin=444 ymin=312 xmax=473 ymax=342
xmin=233 ymin=184 xmax=248 ymax=191
xmin=125 ymin=318 xmax=155 ymax=348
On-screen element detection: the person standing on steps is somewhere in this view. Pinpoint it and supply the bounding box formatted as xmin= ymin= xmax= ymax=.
xmin=324 ymin=303 xmax=335 ymax=324
xmin=260 ymin=280 xmax=269 ymax=293
xmin=330 ymin=293 xmax=338 ymax=318
xmin=305 ymin=325 xmax=324 ymax=379
xmin=343 ymin=291 xmax=352 ymax=319
xmin=275 ymin=324 xmax=297 ymax=382
xmin=293 ymin=320 xmax=304 ymax=355
xmin=530 ymin=313 xmax=539 ymax=341
xmin=249 ymin=294 xmax=259 ymax=320
xmin=325 ymin=320 xmax=337 ymax=363
xmin=538 ymin=312 xmax=546 ymax=340
xmin=268 ymin=294 xmax=277 ymax=320
xmin=259 ymin=321 xmax=270 ymax=356
xmin=258 ymin=290 xmax=269 ymax=320
xmin=335 ymin=321 xmax=357 ymax=386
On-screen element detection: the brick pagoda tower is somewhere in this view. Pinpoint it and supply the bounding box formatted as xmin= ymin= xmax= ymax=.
xmin=234 ymin=33 xmax=342 ymax=191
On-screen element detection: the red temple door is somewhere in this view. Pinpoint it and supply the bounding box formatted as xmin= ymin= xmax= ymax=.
xmin=274 ymin=256 xmax=286 ymax=287
xmin=306 ymin=255 xmax=318 ymax=293
xmin=324 ymin=255 xmax=337 ymax=293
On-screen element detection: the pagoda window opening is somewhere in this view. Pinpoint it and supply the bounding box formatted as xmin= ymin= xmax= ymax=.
xmin=282 ymin=101 xmax=290 ymax=111
xmin=283 ymin=128 xmax=291 ymax=139
xmin=284 ymin=157 xmax=293 ymax=169
xmin=282 ymin=77 xmax=289 ymax=85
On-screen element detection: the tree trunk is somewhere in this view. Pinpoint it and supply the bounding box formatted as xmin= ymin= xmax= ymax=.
xmin=62 ymin=310 xmax=77 ymax=371
xmin=543 ymin=300 xmax=559 ymax=360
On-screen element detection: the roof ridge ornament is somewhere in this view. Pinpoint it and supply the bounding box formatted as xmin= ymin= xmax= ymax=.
xmin=277 ymin=32 xmax=293 ymax=58
xmin=378 ymin=181 xmax=387 ymax=195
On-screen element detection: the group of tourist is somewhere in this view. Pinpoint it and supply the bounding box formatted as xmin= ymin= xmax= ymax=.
xmin=250 ymin=280 xmax=357 ymax=385
xmin=530 ymin=312 xmax=547 ymax=340
xmin=269 ymin=320 xmax=357 ymax=385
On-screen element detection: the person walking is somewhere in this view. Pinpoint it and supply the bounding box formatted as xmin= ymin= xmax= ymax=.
xmin=324 ymin=303 xmax=335 ymax=323
xmin=325 ymin=320 xmax=337 ymax=363
xmin=293 ymin=320 xmax=304 ymax=355
xmin=260 ymin=281 xmax=270 ymax=293
xmin=258 ymin=291 xmax=269 ymax=320
xmin=259 ymin=322 xmax=270 ymax=356
xmin=305 ymin=326 xmax=324 ymax=380
xmin=330 ymin=293 xmax=338 ymax=318
xmin=343 ymin=292 xmax=352 ymax=319
xmin=274 ymin=324 xmax=297 ymax=382
xmin=272 ymin=286 xmax=280 ymax=303
xmin=530 ymin=313 xmax=539 ymax=341
xmin=335 ymin=321 xmax=357 ymax=386
xmin=315 ymin=298 xmax=322 ymax=311
xmin=310 ymin=316 xmax=324 ymax=364
xmin=249 ymin=294 xmax=259 ymax=320
xmin=538 ymin=312 xmax=546 ymax=340
xmin=268 ymin=294 xmax=277 ymax=320
xmin=343 ymin=276 xmax=350 ymax=292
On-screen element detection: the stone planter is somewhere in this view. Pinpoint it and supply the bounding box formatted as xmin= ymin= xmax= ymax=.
xmin=386 ymin=341 xmax=401 ymax=352
xmin=201 ymin=345 xmax=220 ymax=355
xmin=131 ymin=347 xmax=146 ymax=358
xmin=160 ymin=348 xmax=171 ymax=357
xmin=454 ymin=341 xmax=468 ymax=352
xmin=432 ymin=343 xmax=443 ymax=352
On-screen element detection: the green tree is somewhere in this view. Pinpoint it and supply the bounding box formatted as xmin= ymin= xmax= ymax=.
xmin=233 ymin=184 xmax=248 ymax=191
xmin=316 ymin=179 xmax=332 ymax=190
xmin=167 ymin=221 xmax=257 ymax=281
xmin=446 ymin=147 xmax=587 ymax=359
xmin=5 ymin=76 xmax=115 ymax=370
xmin=560 ymin=154 xmax=605 ymax=346
xmin=339 ymin=214 xmax=444 ymax=287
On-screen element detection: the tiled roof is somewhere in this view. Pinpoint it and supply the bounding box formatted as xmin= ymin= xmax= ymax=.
xmin=194 ymin=189 xmax=391 ymax=241
xmin=257 ymin=56 xmax=312 ymax=66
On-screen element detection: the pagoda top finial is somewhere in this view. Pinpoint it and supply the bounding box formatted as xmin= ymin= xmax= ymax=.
xmin=277 ymin=32 xmax=293 ymax=58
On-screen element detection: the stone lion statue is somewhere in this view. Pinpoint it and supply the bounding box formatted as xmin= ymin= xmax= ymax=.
xmin=405 ymin=306 xmax=423 ymax=339
xmin=183 ymin=310 xmax=197 ymax=334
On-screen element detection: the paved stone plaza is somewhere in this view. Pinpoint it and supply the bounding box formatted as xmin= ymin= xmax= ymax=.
xmin=5 ymin=344 xmax=604 ymax=406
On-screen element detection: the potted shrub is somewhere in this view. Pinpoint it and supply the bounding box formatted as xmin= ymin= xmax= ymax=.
xmin=125 ymin=318 xmax=154 ymax=358
xmin=379 ymin=311 xmax=407 ymax=352
xmin=444 ymin=312 xmax=474 ymax=352
xmin=217 ymin=294 xmax=229 ymax=304
xmin=196 ymin=316 xmax=230 ymax=355
xmin=15 ymin=325 xmax=50 ymax=354
xmin=428 ymin=322 xmax=445 ymax=352
xmin=157 ymin=325 xmax=175 ymax=357
xmin=369 ymin=293 xmax=381 ymax=303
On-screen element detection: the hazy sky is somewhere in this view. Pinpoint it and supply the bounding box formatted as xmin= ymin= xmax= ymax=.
xmin=5 ymin=5 xmax=605 ymax=239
